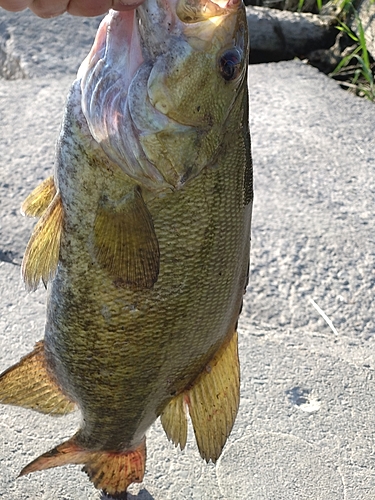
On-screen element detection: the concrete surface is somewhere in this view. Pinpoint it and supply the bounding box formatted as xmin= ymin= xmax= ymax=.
xmin=0 ymin=7 xmax=375 ymax=500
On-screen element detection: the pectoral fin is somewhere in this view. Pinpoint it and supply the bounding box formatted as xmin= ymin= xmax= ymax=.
xmin=22 ymin=192 xmax=63 ymax=291
xmin=21 ymin=176 xmax=57 ymax=218
xmin=20 ymin=435 xmax=146 ymax=495
xmin=161 ymin=331 xmax=240 ymax=462
xmin=0 ymin=341 xmax=76 ymax=415
xmin=94 ymin=187 xmax=160 ymax=290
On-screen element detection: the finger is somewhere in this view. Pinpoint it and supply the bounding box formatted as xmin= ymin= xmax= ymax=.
xmin=29 ymin=0 xmax=69 ymax=17
xmin=67 ymin=0 xmax=113 ymax=16
xmin=0 ymin=0 xmax=32 ymax=12
xmin=67 ymin=0 xmax=144 ymax=16
xmin=112 ymin=0 xmax=145 ymax=10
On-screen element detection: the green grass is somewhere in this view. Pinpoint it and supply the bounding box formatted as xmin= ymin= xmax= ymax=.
xmin=297 ymin=0 xmax=322 ymax=12
xmin=291 ymin=0 xmax=374 ymax=101
xmin=329 ymin=1 xmax=375 ymax=101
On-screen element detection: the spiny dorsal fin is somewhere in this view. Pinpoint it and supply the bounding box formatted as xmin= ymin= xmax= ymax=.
xmin=0 ymin=341 xmax=76 ymax=415
xmin=20 ymin=436 xmax=146 ymax=495
xmin=21 ymin=176 xmax=57 ymax=218
xmin=22 ymin=192 xmax=63 ymax=291
xmin=94 ymin=187 xmax=160 ymax=290
xmin=161 ymin=331 xmax=240 ymax=463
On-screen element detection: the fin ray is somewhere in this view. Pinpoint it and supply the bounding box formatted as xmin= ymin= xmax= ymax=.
xmin=188 ymin=331 xmax=240 ymax=462
xmin=161 ymin=331 xmax=240 ymax=463
xmin=0 ymin=341 xmax=76 ymax=415
xmin=160 ymin=392 xmax=188 ymax=450
xmin=21 ymin=176 xmax=57 ymax=218
xmin=20 ymin=436 xmax=146 ymax=495
xmin=94 ymin=187 xmax=160 ymax=290
xmin=22 ymin=192 xmax=63 ymax=291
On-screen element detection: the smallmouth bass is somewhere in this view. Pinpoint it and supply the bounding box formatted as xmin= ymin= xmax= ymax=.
xmin=0 ymin=0 xmax=252 ymax=495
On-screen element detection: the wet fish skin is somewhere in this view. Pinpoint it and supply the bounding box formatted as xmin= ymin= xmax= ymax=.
xmin=0 ymin=0 xmax=252 ymax=494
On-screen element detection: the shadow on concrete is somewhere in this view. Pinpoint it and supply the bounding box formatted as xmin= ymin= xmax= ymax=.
xmin=101 ymin=489 xmax=155 ymax=500
xmin=127 ymin=490 xmax=155 ymax=500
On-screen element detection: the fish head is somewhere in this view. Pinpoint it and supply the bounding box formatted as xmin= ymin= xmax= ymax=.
xmin=78 ymin=0 xmax=248 ymax=191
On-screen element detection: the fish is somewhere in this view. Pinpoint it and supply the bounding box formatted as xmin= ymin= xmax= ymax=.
xmin=0 ymin=0 xmax=252 ymax=495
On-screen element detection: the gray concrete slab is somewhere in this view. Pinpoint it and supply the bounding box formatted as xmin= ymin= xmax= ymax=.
xmin=0 ymin=7 xmax=375 ymax=500
xmin=0 ymin=11 xmax=101 ymax=78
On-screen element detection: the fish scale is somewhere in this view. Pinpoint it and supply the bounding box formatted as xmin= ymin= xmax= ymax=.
xmin=0 ymin=0 xmax=252 ymax=495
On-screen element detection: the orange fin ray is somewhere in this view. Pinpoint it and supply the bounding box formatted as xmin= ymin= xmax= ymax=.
xmin=22 ymin=192 xmax=63 ymax=291
xmin=20 ymin=437 xmax=146 ymax=496
xmin=94 ymin=187 xmax=160 ymax=290
xmin=0 ymin=341 xmax=76 ymax=415
xmin=21 ymin=176 xmax=57 ymax=218
xmin=161 ymin=331 xmax=240 ymax=463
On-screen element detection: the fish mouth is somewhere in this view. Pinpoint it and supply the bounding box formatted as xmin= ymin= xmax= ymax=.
xmin=78 ymin=0 xmax=245 ymax=191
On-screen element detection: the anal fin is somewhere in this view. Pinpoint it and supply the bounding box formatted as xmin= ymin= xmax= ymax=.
xmin=20 ymin=436 xmax=146 ymax=495
xmin=0 ymin=341 xmax=76 ymax=415
xmin=161 ymin=331 xmax=240 ymax=463
xmin=21 ymin=176 xmax=57 ymax=218
xmin=94 ymin=186 xmax=160 ymax=290
xmin=22 ymin=192 xmax=63 ymax=291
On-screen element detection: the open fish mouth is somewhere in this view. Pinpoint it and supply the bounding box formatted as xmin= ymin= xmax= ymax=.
xmin=78 ymin=0 xmax=247 ymax=190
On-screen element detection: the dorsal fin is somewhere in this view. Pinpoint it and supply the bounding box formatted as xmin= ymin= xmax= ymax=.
xmin=161 ymin=331 xmax=240 ymax=462
xmin=21 ymin=176 xmax=57 ymax=218
xmin=94 ymin=187 xmax=160 ymax=290
xmin=0 ymin=341 xmax=76 ymax=415
xmin=22 ymin=192 xmax=63 ymax=291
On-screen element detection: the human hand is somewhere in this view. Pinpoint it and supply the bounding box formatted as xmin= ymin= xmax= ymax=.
xmin=0 ymin=0 xmax=144 ymax=18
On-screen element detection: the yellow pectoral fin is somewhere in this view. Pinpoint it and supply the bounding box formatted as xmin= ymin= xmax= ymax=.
xmin=22 ymin=192 xmax=63 ymax=291
xmin=161 ymin=331 xmax=240 ymax=463
xmin=0 ymin=341 xmax=76 ymax=415
xmin=94 ymin=187 xmax=160 ymax=290
xmin=21 ymin=176 xmax=57 ymax=218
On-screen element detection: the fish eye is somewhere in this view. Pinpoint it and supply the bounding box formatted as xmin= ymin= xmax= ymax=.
xmin=219 ymin=49 xmax=243 ymax=81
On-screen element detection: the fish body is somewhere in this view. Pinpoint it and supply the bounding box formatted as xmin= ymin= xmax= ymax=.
xmin=0 ymin=0 xmax=252 ymax=494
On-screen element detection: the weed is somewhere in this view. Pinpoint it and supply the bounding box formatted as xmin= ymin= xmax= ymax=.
xmin=330 ymin=4 xmax=375 ymax=101
xmin=297 ymin=0 xmax=322 ymax=12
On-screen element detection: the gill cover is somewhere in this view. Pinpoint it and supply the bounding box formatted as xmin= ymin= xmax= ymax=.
xmin=79 ymin=0 xmax=248 ymax=191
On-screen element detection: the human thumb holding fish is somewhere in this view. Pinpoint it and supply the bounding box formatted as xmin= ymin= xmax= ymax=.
xmin=0 ymin=0 xmax=144 ymax=17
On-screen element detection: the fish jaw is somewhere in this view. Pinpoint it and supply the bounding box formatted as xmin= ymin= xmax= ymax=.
xmin=79 ymin=8 xmax=188 ymax=191
xmin=78 ymin=11 xmax=170 ymax=192
xmin=79 ymin=0 xmax=248 ymax=190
